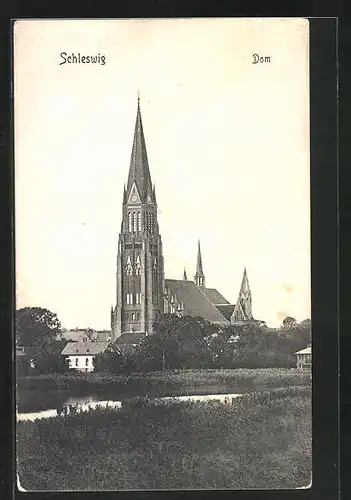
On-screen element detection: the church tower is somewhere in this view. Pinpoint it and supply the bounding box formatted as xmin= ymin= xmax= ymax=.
xmin=111 ymin=96 xmax=165 ymax=340
xmin=231 ymin=267 xmax=253 ymax=323
xmin=194 ymin=240 xmax=205 ymax=287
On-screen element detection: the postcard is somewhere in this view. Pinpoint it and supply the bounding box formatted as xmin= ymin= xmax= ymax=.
xmin=14 ymin=18 xmax=311 ymax=491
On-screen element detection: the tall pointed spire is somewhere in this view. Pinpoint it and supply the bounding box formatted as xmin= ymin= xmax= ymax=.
xmin=194 ymin=240 xmax=205 ymax=287
xmin=239 ymin=267 xmax=250 ymax=294
xmin=126 ymin=94 xmax=154 ymax=203
xmin=230 ymin=267 xmax=253 ymax=323
xmin=183 ymin=268 xmax=188 ymax=280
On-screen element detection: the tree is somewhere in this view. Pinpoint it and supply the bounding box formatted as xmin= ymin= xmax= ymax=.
xmin=94 ymin=351 xmax=136 ymax=374
xmin=131 ymin=314 xmax=216 ymax=372
xmin=16 ymin=307 xmax=66 ymax=374
xmin=282 ymin=316 xmax=297 ymax=328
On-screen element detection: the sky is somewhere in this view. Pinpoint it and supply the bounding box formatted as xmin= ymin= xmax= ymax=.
xmin=14 ymin=18 xmax=310 ymax=329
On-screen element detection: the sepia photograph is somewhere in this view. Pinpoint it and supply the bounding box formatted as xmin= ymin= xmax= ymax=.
xmin=14 ymin=17 xmax=311 ymax=491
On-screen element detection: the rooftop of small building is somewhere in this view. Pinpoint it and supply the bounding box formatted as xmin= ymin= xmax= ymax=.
xmin=61 ymin=342 xmax=110 ymax=356
xmin=295 ymin=345 xmax=312 ymax=355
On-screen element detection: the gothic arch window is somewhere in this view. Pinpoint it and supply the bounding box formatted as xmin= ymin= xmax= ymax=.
xmin=133 ymin=212 xmax=137 ymax=232
xmin=126 ymin=256 xmax=133 ymax=276
xmin=135 ymin=255 xmax=141 ymax=275
xmin=126 ymin=293 xmax=133 ymax=305
xmin=137 ymin=212 xmax=141 ymax=232
xmin=128 ymin=213 xmax=132 ymax=232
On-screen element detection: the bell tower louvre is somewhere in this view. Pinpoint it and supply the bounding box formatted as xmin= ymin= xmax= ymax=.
xmin=111 ymin=96 xmax=165 ymax=340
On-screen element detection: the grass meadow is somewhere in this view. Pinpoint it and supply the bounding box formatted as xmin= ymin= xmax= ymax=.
xmin=17 ymin=382 xmax=312 ymax=490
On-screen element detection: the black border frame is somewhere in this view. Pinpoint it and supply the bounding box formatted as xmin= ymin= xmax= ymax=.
xmin=0 ymin=14 xmax=339 ymax=500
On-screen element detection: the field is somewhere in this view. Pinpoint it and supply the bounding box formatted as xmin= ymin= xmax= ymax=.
xmin=17 ymin=384 xmax=311 ymax=490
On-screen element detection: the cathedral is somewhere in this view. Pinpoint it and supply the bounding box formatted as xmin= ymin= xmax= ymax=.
xmin=111 ymin=97 xmax=254 ymax=341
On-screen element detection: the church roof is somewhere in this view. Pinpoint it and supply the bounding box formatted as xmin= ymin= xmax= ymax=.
xmin=215 ymin=303 xmax=235 ymax=320
xmin=165 ymin=279 xmax=229 ymax=324
xmin=126 ymin=97 xmax=154 ymax=204
xmin=202 ymin=288 xmax=230 ymax=305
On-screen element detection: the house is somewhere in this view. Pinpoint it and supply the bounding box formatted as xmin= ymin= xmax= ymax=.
xmin=295 ymin=344 xmax=312 ymax=369
xmin=61 ymin=342 xmax=118 ymax=372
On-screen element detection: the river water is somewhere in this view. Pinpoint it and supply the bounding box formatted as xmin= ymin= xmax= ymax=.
xmin=17 ymin=393 xmax=242 ymax=422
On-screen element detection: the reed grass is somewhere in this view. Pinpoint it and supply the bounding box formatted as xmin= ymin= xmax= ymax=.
xmin=18 ymin=368 xmax=311 ymax=395
xmin=17 ymin=385 xmax=311 ymax=490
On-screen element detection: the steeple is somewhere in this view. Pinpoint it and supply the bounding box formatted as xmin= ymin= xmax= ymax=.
xmin=126 ymin=95 xmax=155 ymax=204
xmin=230 ymin=267 xmax=253 ymax=323
xmin=194 ymin=240 xmax=205 ymax=287
xmin=183 ymin=268 xmax=188 ymax=280
xmin=239 ymin=267 xmax=251 ymax=295
xmin=112 ymin=96 xmax=164 ymax=341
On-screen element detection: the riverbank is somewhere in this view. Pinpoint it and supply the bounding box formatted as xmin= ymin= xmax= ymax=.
xmin=17 ymin=385 xmax=311 ymax=490
xmin=17 ymin=368 xmax=311 ymax=413
xmin=18 ymin=368 xmax=311 ymax=391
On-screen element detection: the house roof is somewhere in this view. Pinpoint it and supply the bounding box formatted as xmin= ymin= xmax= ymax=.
xmin=115 ymin=332 xmax=146 ymax=345
xmin=165 ymin=279 xmax=229 ymax=324
xmin=61 ymin=342 xmax=110 ymax=356
xmin=60 ymin=330 xmax=92 ymax=342
xmin=295 ymin=346 xmax=312 ymax=355
xmin=61 ymin=329 xmax=112 ymax=343
xmin=90 ymin=330 xmax=112 ymax=342
xmin=202 ymin=288 xmax=230 ymax=305
xmin=215 ymin=303 xmax=235 ymax=320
